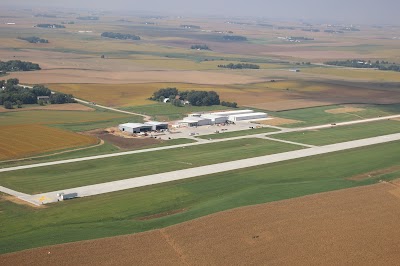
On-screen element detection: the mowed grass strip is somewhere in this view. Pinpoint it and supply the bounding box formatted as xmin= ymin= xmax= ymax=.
xmin=274 ymin=120 xmax=400 ymax=146
xmin=0 ymin=139 xmax=301 ymax=194
xmin=0 ymin=125 xmax=98 ymax=160
xmin=198 ymin=127 xmax=279 ymax=140
xmin=0 ymin=141 xmax=399 ymax=254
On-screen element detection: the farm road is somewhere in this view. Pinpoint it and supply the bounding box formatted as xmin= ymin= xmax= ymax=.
xmin=18 ymin=132 xmax=400 ymax=205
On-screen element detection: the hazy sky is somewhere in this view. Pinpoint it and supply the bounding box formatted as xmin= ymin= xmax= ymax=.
xmin=4 ymin=0 xmax=400 ymax=24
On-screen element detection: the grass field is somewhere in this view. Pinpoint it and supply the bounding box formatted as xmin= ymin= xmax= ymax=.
xmin=0 ymin=125 xmax=98 ymax=160
xmin=0 ymin=138 xmax=301 ymax=194
xmin=198 ymin=127 xmax=279 ymax=139
xmin=273 ymin=104 xmax=400 ymax=127
xmin=0 ymin=141 xmax=399 ymax=254
xmin=0 ymin=109 xmax=133 ymax=127
xmin=274 ymin=120 xmax=400 ymax=145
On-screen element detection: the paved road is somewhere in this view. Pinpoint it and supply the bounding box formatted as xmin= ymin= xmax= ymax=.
xmin=1 ymin=114 xmax=400 ymax=174
xmin=17 ymin=133 xmax=400 ymax=205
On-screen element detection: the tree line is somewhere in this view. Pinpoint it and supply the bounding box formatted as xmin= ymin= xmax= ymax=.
xmin=222 ymin=35 xmax=247 ymax=41
xmin=150 ymin=87 xmax=221 ymax=107
xmin=0 ymin=79 xmax=75 ymax=109
xmin=77 ymin=16 xmax=99 ymax=20
xmin=18 ymin=36 xmax=49 ymax=43
xmin=0 ymin=60 xmax=41 ymax=72
xmin=101 ymin=32 xmax=141 ymax=40
xmin=218 ymin=63 xmax=260 ymax=69
xmin=325 ymin=59 xmax=400 ymax=72
xmin=191 ymin=44 xmax=210 ymax=50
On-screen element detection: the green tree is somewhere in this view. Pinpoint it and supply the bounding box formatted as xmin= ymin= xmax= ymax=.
xmin=3 ymin=101 xmax=13 ymax=109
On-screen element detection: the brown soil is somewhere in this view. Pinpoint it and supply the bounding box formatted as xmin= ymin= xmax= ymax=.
xmin=325 ymin=106 xmax=365 ymax=114
xmin=0 ymin=195 xmax=43 ymax=208
xmin=0 ymin=103 xmax=94 ymax=113
xmin=3 ymin=182 xmax=400 ymax=266
xmin=137 ymin=209 xmax=188 ymax=221
xmin=255 ymin=117 xmax=302 ymax=126
xmin=348 ymin=166 xmax=400 ymax=181
xmin=86 ymin=129 xmax=161 ymax=149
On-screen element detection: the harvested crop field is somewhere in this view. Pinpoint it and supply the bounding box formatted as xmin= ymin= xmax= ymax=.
xmin=325 ymin=106 xmax=365 ymax=114
xmin=0 ymin=103 xmax=94 ymax=113
xmin=2 ymin=182 xmax=400 ymax=265
xmin=255 ymin=117 xmax=302 ymax=126
xmin=0 ymin=125 xmax=98 ymax=160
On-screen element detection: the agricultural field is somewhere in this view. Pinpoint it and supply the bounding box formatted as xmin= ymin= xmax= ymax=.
xmin=274 ymin=120 xmax=400 ymax=146
xmin=4 ymin=181 xmax=400 ymax=265
xmin=0 ymin=124 xmax=98 ymax=160
xmin=0 ymin=138 xmax=301 ymax=193
xmin=302 ymin=67 xmax=400 ymax=82
xmin=0 ymin=141 xmax=399 ymax=254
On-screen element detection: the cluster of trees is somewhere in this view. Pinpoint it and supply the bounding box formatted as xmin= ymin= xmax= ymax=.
xmin=150 ymin=87 xmax=220 ymax=106
xmin=191 ymin=44 xmax=210 ymax=50
xmin=0 ymin=79 xmax=75 ymax=109
xmin=221 ymin=101 xmax=238 ymax=108
xmin=77 ymin=16 xmax=99 ymax=20
xmin=324 ymin=29 xmax=343 ymax=34
xmin=101 ymin=32 xmax=141 ymax=40
xmin=218 ymin=63 xmax=260 ymax=69
xmin=18 ymin=36 xmax=49 ymax=43
xmin=0 ymin=60 xmax=41 ymax=72
xmin=222 ymin=35 xmax=247 ymax=41
xmin=302 ymin=28 xmax=320 ymax=32
xmin=36 ymin=24 xmax=65 ymax=29
xmin=35 ymin=14 xmax=57 ymax=18
xmin=325 ymin=60 xmax=400 ymax=72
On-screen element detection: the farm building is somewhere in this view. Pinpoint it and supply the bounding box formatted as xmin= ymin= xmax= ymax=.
xmin=201 ymin=114 xmax=228 ymax=124
xmin=211 ymin=109 xmax=254 ymax=116
xmin=37 ymin=96 xmax=50 ymax=102
xmin=118 ymin=123 xmax=152 ymax=133
xmin=228 ymin=112 xmax=268 ymax=122
xmin=178 ymin=117 xmax=212 ymax=127
xmin=145 ymin=121 xmax=169 ymax=131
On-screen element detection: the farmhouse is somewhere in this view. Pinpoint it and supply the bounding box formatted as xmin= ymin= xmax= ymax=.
xmin=118 ymin=123 xmax=152 ymax=133
xmin=37 ymin=96 xmax=50 ymax=102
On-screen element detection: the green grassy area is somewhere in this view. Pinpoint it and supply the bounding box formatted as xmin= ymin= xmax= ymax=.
xmin=0 ymin=139 xmax=196 ymax=169
xmin=274 ymin=120 xmax=400 ymax=145
xmin=122 ymin=103 xmax=232 ymax=121
xmin=0 ymin=109 xmax=134 ymax=127
xmin=273 ymin=104 xmax=400 ymax=128
xmin=1 ymin=141 xmax=399 ymax=254
xmin=0 ymin=139 xmax=300 ymax=194
xmin=198 ymin=127 xmax=279 ymax=139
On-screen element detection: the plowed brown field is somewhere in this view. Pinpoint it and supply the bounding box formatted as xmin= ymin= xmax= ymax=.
xmin=0 ymin=125 xmax=98 ymax=160
xmin=2 ymin=182 xmax=400 ymax=265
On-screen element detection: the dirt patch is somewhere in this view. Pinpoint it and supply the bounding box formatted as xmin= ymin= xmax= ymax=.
xmin=1 ymin=195 xmax=44 ymax=208
xmin=3 ymin=182 xmax=400 ymax=265
xmin=348 ymin=166 xmax=400 ymax=181
xmin=255 ymin=117 xmax=303 ymax=126
xmin=137 ymin=209 xmax=188 ymax=221
xmin=0 ymin=103 xmax=94 ymax=113
xmin=86 ymin=129 xmax=162 ymax=149
xmin=325 ymin=106 xmax=365 ymax=114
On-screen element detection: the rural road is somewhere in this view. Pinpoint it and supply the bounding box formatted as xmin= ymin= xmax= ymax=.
xmin=1 ymin=114 xmax=399 ymax=174
xmin=17 ymin=132 xmax=400 ymax=205
xmin=21 ymin=85 xmax=152 ymax=121
xmin=73 ymin=98 xmax=152 ymax=122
